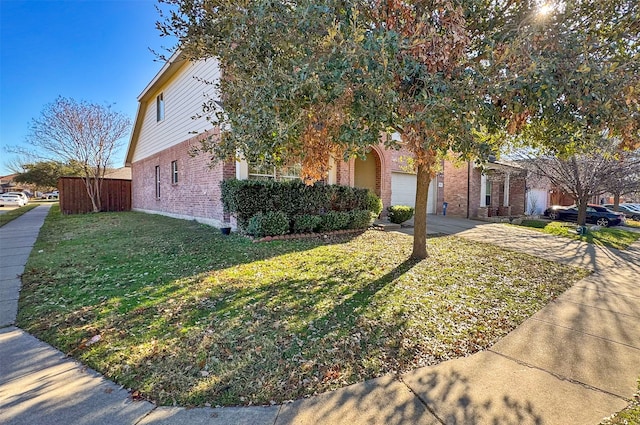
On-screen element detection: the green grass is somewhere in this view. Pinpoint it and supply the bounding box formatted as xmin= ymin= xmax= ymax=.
xmin=625 ymin=219 xmax=640 ymax=229
xmin=516 ymin=220 xmax=640 ymax=250
xmin=18 ymin=206 xmax=590 ymax=407
xmin=0 ymin=204 xmax=38 ymax=227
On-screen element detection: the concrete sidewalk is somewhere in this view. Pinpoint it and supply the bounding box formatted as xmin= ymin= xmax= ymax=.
xmin=1 ymin=208 xmax=638 ymax=424
xmin=0 ymin=204 xmax=52 ymax=327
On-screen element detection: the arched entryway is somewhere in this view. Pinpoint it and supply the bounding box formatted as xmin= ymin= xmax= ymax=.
xmin=354 ymin=150 xmax=381 ymax=197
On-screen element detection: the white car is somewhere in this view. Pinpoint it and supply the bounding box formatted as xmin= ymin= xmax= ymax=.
xmin=0 ymin=193 xmax=26 ymax=207
xmin=7 ymin=192 xmax=29 ymax=205
xmin=41 ymin=191 xmax=59 ymax=199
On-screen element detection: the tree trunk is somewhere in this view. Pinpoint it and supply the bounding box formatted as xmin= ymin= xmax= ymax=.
xmin=613 ymin=193 xmax=621 ymax=211
xmin=576 ymin=197 xmax=589 ymax=225
xmin=411 ymin=162 xmax=431 ymax=260
xmin=81 ymin=175 xmax=101 ymax=213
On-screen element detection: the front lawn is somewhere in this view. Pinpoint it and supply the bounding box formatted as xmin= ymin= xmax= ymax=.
xmin=19 ymin=207 xmax=589 ymax=407
xmin=515 ymin=220 xmax=640 ymax=250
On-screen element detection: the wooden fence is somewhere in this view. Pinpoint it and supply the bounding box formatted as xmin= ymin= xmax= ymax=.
xmin=59 ymin=177 xmax=131 ymax=214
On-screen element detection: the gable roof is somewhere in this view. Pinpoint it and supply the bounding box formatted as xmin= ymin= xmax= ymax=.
xmin=124 ymin=50 xmax=186 ymax=166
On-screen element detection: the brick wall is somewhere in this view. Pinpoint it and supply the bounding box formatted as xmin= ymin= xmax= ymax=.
xmin=443 ymin=160 xmax=471 ymax=217
xmin=510 ymin=176 xmax=526 ymax=215
xmin=131 ymin=130 xmax=234 ymax=228
xmin=442 ymin=161 xmax=526 ymax=218
xmin=390 ymin=147 xmax=415 ymax=173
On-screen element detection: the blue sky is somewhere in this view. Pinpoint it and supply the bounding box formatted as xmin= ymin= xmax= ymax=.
xmin=0 ymin=0 xmax=176 ymax=176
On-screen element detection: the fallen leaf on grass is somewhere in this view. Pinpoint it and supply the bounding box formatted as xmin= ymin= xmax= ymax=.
xmin=67 ymin=334 xmax=102 ymax=355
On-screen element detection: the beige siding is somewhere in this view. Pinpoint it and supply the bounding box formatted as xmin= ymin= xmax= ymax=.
xmin=132 ymin=59 xmax=220 ymax=162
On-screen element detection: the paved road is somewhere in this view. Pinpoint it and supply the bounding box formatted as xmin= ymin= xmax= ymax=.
xmin=1 ymin=209 xmax=638 ymax=424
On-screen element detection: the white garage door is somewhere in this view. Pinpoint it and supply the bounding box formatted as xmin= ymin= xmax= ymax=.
xmin=526 ymin=188 xmax=548 ymax=215
xmin=391 ymin=172 xmax=436 ymax=213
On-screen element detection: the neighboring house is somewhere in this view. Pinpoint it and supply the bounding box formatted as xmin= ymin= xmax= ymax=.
xmin=0 ymin=174 xmax=18 ymax=194
xmin=125 ymin=52 xmax=531 ymax=227
xmin=442 ymin=159 xmax=528 ymax=218
xmin=104 ymin=167 xmax=132 ymax=180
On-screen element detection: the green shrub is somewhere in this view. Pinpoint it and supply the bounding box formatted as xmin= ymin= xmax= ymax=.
xmin=366 ymin=191 xmax=383 ymax=217
xmin=221 ymin=180 xmax=373 ymax=226
xmin=319 ymin=211 xmax=351 ymax=231
xmin=221 ymin=180 xmax=278 ymax=227
xmin=246 ymin=211 xmax=290 ymax=237
xmin=293 ymin=214 xmax=322 ymax=233
xmin=387 ymin=205 xmax=414 ymax=224
xmin=350 ymin=210 xmax=373 ymax=229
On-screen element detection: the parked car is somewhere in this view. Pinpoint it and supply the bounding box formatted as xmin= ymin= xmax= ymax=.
xmin=543 ymin=205 xmax=568 ymax=220
xmin=544 ymin=204 xmax=624 ymax=227
xmin=0 ymin=193 xmax=26 ymax=207
xmin=603 ymin=204 xmax=640 ymax=221
xmin=41 ymin=191 xmax=59 ymax=199
xmin=7 ymin=192 xmax=29 ymax=205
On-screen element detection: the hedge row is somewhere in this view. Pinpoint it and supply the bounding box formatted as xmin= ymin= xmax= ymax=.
xmin=246 ymin=210 xmax=373 ymax=238
xmin=221 ymin=179 xmax=383 ymax=236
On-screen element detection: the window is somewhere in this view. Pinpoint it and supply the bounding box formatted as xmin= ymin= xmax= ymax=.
xmin=248 ymin=162 xmax=301 ymax=181
xmin=156 ymin=93 xmax=165 ymax=122
xmin=171 ymin=160 xmax=178 ymax=184
xmin=155 ymin=166 xmax=161 ymax=199
xmin=485 ymin=179 xmax=492 ymax=206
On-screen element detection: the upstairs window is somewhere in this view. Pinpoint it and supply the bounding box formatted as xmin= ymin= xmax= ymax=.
xmin=171 ymin=160 xmax=178 ymax=184
xmin=156 ymin=93 xmax=165 ymax=122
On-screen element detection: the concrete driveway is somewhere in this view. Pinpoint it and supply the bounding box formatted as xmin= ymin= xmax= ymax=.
xmin=397 ymin=214 xmax=627 ymax=271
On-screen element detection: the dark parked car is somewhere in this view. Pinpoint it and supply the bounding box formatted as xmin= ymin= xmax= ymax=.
xmin=603 ymin=204 xmax=640 ymax=221
xmin=544 ymin=204 xmax=624 ymax=227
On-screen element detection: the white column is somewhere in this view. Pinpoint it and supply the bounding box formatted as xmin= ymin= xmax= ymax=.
xmin=236 ymin=159 xmax=249 ymax=180
xmin=503 ymin=172 xmax=510 ymax=206
xmin=480 ymin=173 xmax=487 ymax=207
xmin=328 ymin=157 xmax=337 ymax=184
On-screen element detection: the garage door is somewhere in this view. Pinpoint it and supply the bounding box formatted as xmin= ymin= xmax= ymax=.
xmin=526 ymin=188 xmax=548 ymax=215
xmin=391 ymin=172 xmax=436 ymax=213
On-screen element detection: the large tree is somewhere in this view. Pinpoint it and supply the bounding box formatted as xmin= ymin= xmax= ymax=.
xmin=14 ymin=160 xmax=84 ymax=190
xmin=501 ymin=0 xmax=640 ymax=223
xmin=158 ymin=0 xmax=638 ymax=258
xmin=18 ymin=97 xmax=131 ymax=212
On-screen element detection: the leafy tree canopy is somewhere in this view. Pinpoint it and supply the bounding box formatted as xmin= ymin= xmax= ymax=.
xmin=14 ymin=160 xmax=84 ymax=189
xmin=157 ymin=0 xmax=639 ymax=257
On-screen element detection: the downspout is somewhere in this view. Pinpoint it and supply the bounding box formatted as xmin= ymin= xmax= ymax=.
xmin=466 ymin=161 xmax=471 ymax=219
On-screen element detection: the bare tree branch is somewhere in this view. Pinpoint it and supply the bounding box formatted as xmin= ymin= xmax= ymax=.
xmin=18 ymin=97 xmax=131 ymax=212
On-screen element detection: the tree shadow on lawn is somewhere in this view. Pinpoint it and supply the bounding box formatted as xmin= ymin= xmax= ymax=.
xmin=17 ymin=211 xmax=371 ymax=351
xmin=115 ymin=257 xmax=421 ymax=406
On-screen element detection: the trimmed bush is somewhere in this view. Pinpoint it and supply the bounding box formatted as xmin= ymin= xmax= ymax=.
xmin=319 ymin=211 xmax=351 ymax=231
xmin=246 ymin=211 xmax=290 ymax=237
xmin=221 ymin=179 xmax=374 ymax=229
xmin=366 ymin=192 xmax=383 ymax=217
xmin=293 ymin=214 xmax=323 ymax=233
xmin=350 ymin=210 xmax=373 ymax=229
xmin=387 ymin=205 xmax=414 ymax=224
